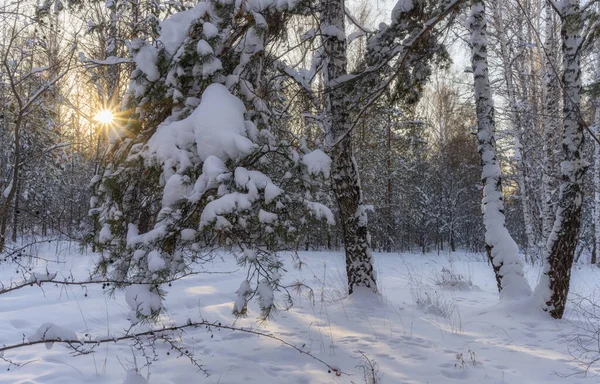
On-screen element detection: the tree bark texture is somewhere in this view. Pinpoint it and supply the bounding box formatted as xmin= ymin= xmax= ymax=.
xmin=322 ymin=0 xmax=377 ymax=294
xmin=469 ymin=0 xmax=531 ymax=299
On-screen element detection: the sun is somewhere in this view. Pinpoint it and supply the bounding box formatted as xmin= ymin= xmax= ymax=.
xmin=94 ymin=109 xmax=114 ymax=125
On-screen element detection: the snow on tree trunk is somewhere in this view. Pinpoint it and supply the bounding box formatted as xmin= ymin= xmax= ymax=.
xmin=542 ymin=2 xmax=560 ymax=242
xmin=321 ymin=0 xmax=377 ymax=295
xmin=468 ymin=0 xmax=531 ymax=299
xmin=534 ymin=0 xmax=586 ymax=319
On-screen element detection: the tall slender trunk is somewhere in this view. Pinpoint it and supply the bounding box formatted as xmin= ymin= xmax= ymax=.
xmin=534 ymin=0 xmax=585 ymax=319
xmin=542 ymin=2 xmax=560 ymax=242
xmin=0 ymin=115 xmax=22 ymax=252
xmin=592 ymin=228 xmax=597 ymax=265
xmin=516 ymin=135 xmax=537 ymax=259
xmin=107 ymin=2 xmax=119 ymax=107
xmin=492 ymin=2 xmax=537 ymax=258
xmin=515 ymin=54 xmax=539 ymax=256
xmin=594 ymin=106 xmax=600 ymax=265
xmin=469 ymin=0 xmax=531 ymax=299
xmin=386 ymin=114 xmax=393 ymax=253
xmin=322 ymin=0 xmax=377 ymax=294
xmin=594 ymin=12 xmax=600 ymax=266
xmin=11 ymin=179 xmax=19 ymax=243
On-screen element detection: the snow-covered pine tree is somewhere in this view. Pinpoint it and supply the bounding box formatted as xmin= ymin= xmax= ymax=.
xmin=467 ymin=0 xmax=531 ymax=299
xmin=90 ymin=0 xmax=335 ymax=322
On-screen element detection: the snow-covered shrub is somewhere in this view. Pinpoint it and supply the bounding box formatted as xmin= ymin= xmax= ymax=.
xmin=89 ymin=0 xmax=333 ymax=321
xmin=412 ymin=289 xmax=457 ymax=319
xmin=409 ymin=272 xmax=464 ymax=333
xmin=432 ymin=266 xmax=475 ymax=291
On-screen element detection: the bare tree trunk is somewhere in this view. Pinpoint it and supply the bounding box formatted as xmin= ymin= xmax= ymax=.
xmin=594 ymin=109 xmax=600 ymax=265
xmin=542 ymin=2 xmax=560 ymax=242
xmin=492 ymin=2 xmax=537 ymax=258
xmin=594 ymin=15 xmax=600 ymax=266
xmin=469 ymin=0 xmax=531 ymax=299
xmin=322 ymin=0 xmax=377 ymax=295
xmin=515 ymin=56 xmax=539 ymax=257
xmin=107 ymin=1 xmax=119 ymax=108
xmin=386 ymin=114 xmax=393 ymax=253
xmin=0 ymin=114 xmax=21 ymax=252
xmin=11 ymin=179 xmax=19 ymax=243
xmin=534 ymin=0 xmax=585 ymax=319
xmin=592 ymin=227 xmax=597 ymax=265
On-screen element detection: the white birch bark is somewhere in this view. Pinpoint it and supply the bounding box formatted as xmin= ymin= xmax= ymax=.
xmin=534 ymin=0 xmax=586 ymax=319
xmin=542 ymin=2 xmax=560 ymax=242
xmin=469 ymin=0 xmax=532 ymax=299
xmin=491 ymin=2 xmax=537 ymax=259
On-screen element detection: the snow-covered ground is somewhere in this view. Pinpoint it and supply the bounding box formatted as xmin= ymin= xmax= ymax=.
xmin=1 ymin=241 xmax=600 ymax=383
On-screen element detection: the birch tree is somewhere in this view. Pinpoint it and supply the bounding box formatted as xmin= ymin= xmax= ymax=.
xmin=542 ymin=1 xmax=561 ymax=243
xmin=468 ymin=0 xmax=531 ymax=298
xmin=490 ymin=1 xmax=539 ymax=259
xmin=318 ymin=0 xmax=464 ymax=292
xmin=321 ymin=0 xmax=378 ymax=294
xmin=534 ymin=0 xmax=587 ymax=319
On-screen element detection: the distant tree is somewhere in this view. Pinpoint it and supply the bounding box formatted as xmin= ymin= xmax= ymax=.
xmin=0 ymin=8 xmax=75 ymax=251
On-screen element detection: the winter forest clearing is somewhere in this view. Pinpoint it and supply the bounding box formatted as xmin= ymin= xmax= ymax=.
xmin=2 ymin=0 xmax=600 ymax=382
xmin=2 ymin=243 xmax=600 ymax=384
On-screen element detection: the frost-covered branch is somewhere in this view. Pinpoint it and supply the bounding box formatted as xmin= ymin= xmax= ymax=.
xmin=0 ymin=269 xmax=235 ymax=297
xmin=329 ymin=0 xmax=465 ymax=147
xmin=0 ymin=319 xmax=344 ymax=376
xmin=344 ymin=7 xmax=373 ymax=34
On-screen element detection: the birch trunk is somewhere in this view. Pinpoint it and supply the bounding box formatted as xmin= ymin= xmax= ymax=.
xmin=594 ymin=6 xmax=600 ymax=266
xmin=534 ymin=0 xmax=585 ymax=319
xmin=514 ymin=59 xmax=539 ymax=259
xmin=595 ymin=102 xmax=600 ymax=266
xmin=542 ymin=2 xmax=560 ymax=242
xmin=492 ymin=2 xmax=538 ymax=259
xmin=469 ymin=0 xmax=531 ymax=299
xmin=322 ymin=0 xmax=377 ymax=294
